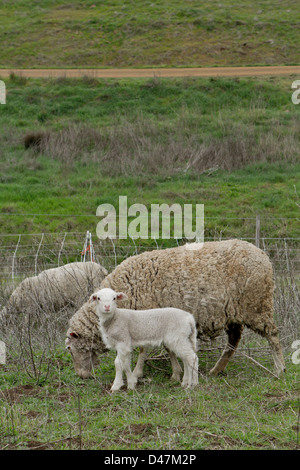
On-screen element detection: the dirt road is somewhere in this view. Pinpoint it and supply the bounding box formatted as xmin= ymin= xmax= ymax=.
xmin=0 ymin=65 xmax=300 ymax=79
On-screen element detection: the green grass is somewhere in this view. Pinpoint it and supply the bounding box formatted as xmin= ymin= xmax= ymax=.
xmin=1 ymin=1 xmax=299 ymax=453
xmin=0 ymin=73 xmax=299 ymax=450
xmin=1 ymin=74 xmax=298 ymax=129
xmin=0 ymin=346 xmax=299 ymax=450
xmin=0 ymin=0 xmax=300 ymax=67
xmin=0 ymin=75 xmax=299 ymax=238
xmin=1 ymin=162 xmax=299 ymax=238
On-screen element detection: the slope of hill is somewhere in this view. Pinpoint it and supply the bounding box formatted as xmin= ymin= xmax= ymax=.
xmin=1 ymin=0 xmax=300 ymax=68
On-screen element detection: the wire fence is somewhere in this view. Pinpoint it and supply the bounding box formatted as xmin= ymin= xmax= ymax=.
xmin=0 ymin=230 xmax=299 ymax=283
xmin=0 ymin=220 xmax=299 ymax=365
xmin=0 ymin=212 xmax=299 ymax=280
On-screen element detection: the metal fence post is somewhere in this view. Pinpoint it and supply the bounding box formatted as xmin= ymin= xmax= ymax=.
xmin=255 ymin=215 xmax=260 ymax=248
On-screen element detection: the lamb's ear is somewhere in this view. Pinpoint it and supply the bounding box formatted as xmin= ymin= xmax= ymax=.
xmin=116 ymin=292 xmax=128 ymax=301
xmin=89 ymin=294 xmax=98 ymax=303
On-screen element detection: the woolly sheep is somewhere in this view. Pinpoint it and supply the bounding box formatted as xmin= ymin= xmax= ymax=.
xmin=1 ymin=262 xmax=107 ymax=322
xmin=90 ymin=288 xmax=198 ymax=391
xmin=65 ymin=297 xmax=106 ymax=379
xmin=66 ymin=240 xmax=286 ymax=380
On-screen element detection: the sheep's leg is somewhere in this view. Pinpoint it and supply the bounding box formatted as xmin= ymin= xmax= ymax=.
xmin=111 ymin=353 xmax=125 ymax=392
xmin=133 ymin=347 xmax=183 ymax=382
xmin=172 ymin=338 xmax=198 ymax=388
xmin=132 ymin=347 xmax=147 ymax=379
xmin=122 ymin=352 xmax=138 ymax=390
xmin=111 ymin=347 xmax=138 ymax=391
xmin=261 ymin=328 xmax=286 ymax=376
xmin=165 ymin=348 xmax=183 ymax=382
xmin=181 ymin=352 xmax=198 ymax=388
xmin=244 ymin=317 xmax=285 ymax=377
xmin=190 ymin=353 xmax=199 ymax=387
xmin=181 ymin=360 xmax=189 ymax=388
xmin=209 ymin=323 xmax=243 ymax=376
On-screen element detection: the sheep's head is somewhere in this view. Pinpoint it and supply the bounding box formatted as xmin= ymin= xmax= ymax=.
xmin=65 ymin=330 xmax=102 ymax=379
xmin=89 ymin=288 xmax=127 ymax=317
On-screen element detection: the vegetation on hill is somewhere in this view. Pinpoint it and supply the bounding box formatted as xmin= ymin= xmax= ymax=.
xmin=0 ymin=3 xmax=300 ymax=451
xmin=0 ymin=74 xmax=299 ymax=238
xmin=1 ymin=0 xmax=300 ymax=68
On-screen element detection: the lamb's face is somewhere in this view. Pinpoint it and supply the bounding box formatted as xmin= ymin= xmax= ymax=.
xmin=90 ymin=288 xmax=127 ymax=316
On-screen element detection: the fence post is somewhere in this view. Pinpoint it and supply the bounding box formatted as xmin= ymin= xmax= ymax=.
xmin=35 ymin=233 xmax=44 ymax=276
xmin=58 ymin=232 xmax=67 ymax=266
xmin=255 ymin=215 xmax=260 ymax=248
xmin=12 ymin=234 xmax=21 ymax=283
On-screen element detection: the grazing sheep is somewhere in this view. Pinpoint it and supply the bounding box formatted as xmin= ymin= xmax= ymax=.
xmin=66 ymin=240 xmax=285 ymax=380
xmin=90 ymin=288 xmax=198 ymax=391
xmin=65 ymin=299 xmax=106 ymax=379
xmin=1 ymin=262 xmax=107 ymax=322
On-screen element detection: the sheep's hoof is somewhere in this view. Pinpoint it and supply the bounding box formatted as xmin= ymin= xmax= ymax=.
xmin=275 ymin=366 xmax=286 ymax=377
xmin=182 ymin=383 xmax=198 ymax=389
xmin=171 ymin=373 xmax=181 ymax=382
xmin=209 ymin=367 xmax=226 ymax=376
xmin=127 ymin=381 xmax=138 ymax=390
xmin=110 ymin=383 xmax=123 ymax=393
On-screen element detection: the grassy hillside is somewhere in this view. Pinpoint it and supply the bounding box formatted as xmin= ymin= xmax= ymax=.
xmin=1 ymin=0 xmax=300 ymax=68
xmin=0 ymin=74 xmax=299 ymax=238
xmin=1 ymin=7 xmax=300 ymax=451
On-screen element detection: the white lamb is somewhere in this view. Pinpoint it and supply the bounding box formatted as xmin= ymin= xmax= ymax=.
xmin=90 ymin=288 xmax=198 ymax=392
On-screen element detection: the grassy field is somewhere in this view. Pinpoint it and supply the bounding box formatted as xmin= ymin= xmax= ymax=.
xmin=0 ymin=74 xmax=299 ymax=238
xmin=0 ymin=0 xmax=300 ymax=68
xmin=0 ymin=337 xmax=299 ymax=450
xmin=0 ymin=62 xmax=300 ymax=450
xmin=1 ymin=259 xmax=299 ymax=450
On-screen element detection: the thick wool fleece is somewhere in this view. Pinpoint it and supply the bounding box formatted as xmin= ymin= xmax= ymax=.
xmin=67 ymin=300 xmax=104 ymax=354
xmin=2 ymin=262 xmax=107 ymax=317
xmin=66 ymin=240 xmax=285 ymax=378
xmin=101 ymin=240 xmax=276 ymax=338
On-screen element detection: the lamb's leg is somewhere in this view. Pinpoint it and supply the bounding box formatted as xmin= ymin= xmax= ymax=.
xmin=133 ymin=347 xmax=182 ymax=382
xmin=122 ymin=352 xmax=138 ymax=390
xmin=111 ymin=353 xmax=125 ymax=392
xmin=166 ymin=348 xmax=183 ymax=382
xmin=133 ymin=347 xmax=147 ymax=379
xmin=190 ymin=353 xmax=199 ymax=387
xmin=180 ymin=351 xmax=198 ymax=388
xmin=209 ymin=323 xmax=243 ymax=376
xmin=170 ymin=337 xmax=198 ymax=388
xmin=111 ymin=346 xmax=138 ymax=392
